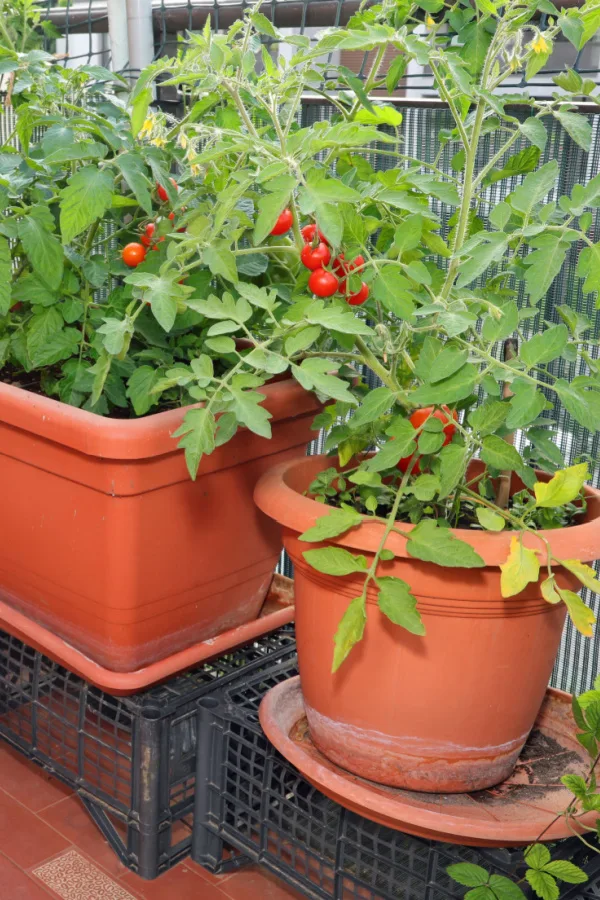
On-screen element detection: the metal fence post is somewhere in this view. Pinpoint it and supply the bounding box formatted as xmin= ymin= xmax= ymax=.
xmin=126 ymin=0 xmax=155 ymax=78
xmin=107 ymin=0 xmax=130 ymax=73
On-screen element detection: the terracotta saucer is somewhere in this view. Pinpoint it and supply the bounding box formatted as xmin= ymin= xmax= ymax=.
xmin=0 ymin=575 xmax=294 ymax=695
xmin=259 ymin=676 xmax=594 ymax=847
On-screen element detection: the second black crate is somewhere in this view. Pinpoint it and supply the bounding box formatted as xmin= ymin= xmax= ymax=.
xmin=192 ymin=646 xmax=600 ymax=900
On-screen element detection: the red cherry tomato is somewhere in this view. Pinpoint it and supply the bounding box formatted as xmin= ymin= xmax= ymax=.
xmin=122 ymin=242 xmax=146 ymax=267
xmin=156 ymin=178 xmax=178 ymax=202
xmin=300 ymin=241 xmax=331 ymax=271
xmin=396 ymin=406 xmax=458 ymax=474
xmin=270 ymin=208 xmax=293 ymax=236
xmin=140 ymin=222 xmax=155 ymax=247
xmin=10 ymin=302 xmax=22 ymax=312
xmin=308 ymin=268 xmax=339 ymax=297
xmin=333 ymin=254 xmax=365 ymax=278
xmin=346 ymin=282 xmax=369 ymax=306
xmin=397 ymin=455 xmax=421 ymax=475
xmin=168 ymin=211 xmax=175 ymax=221
xmin=301 ymin=224 xmax=327 ymax=244
xmin=410 ymin=405 xmax=458 ymax=444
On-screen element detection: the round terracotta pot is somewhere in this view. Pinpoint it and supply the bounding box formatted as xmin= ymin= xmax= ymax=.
xmin=255 ymin=454 xmax=600 ymax=793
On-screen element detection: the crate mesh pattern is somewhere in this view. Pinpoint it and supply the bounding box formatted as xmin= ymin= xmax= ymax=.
xmin=0 ymin=623 xmax=296 ymax=878
xmin=192 ymin=636 xmax=600 ymax=900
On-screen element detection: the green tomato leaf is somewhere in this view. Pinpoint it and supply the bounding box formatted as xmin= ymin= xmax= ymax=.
xmin=481 ymin=435 xmax=524 ymax=472
xmin=349 ymin=386 xmax=394 ymax=430
xmin=508 ymin=161 xmax=558 ymax=218
xmin=131 ymin=87 xmax=152 ymax=137
xmin=505 ymin=385 xmax=546 ymax=430
xmin=117 ymin=152 xmax=153 ymax=216
xmin=303 ymin=546 xmax=368 ymax=577
xmin=203 ymin=246 xmax=238 ymax=283
xmin=305 ymin=299 xmax=373 ymax=335
xmin=468 ymin=399 xmax=508 ymax=435
xmin=376 ymin=576 xmax=425 ymax=636
xmin=253 ymin=190 xmax=290 ymax=245
xmin=407 ymin=518 xmax=485 ymax=568
xmin=554 ymin=110 xmax=592 ymax=152
xmin=411 ymin=364 xmax=477 ymax=406
xmin=332 ymin=596 xmax=366 ymax=672
xmin=476 ymin=508 xmax=505 ymax=531
xmin=438 ymin=442 xmax=467 ymax=499
xmin=428 ymin=347 xmax=468 ymax=384
xmin=372 ymin=267 xmax=416 ymax=319
xmin=521 ymin=324 xmax=569 ymax=367
xmin=519 ymin=117 xmax=548 ymax=151
xmin=126 ymin=365 xmax=161 ymax=416
xmin=228 ymin=386 xmax=272 ymax=438
xmin=60 ymin=166 xmax=113 ymax=244
xmin=25 ymin=307 xmax=63 ymax=365
xmin=412 ymin=473 xmax=440 ymax=501
xmin=173 ymin=407 xmax=217 ymax=480
xmin=554 ymin=379 xmax=600 ymax=432
xmin=299 ymin=508 xmax=363 ymax=542
xmin=18 ymin=208 xmax=64 ymax=290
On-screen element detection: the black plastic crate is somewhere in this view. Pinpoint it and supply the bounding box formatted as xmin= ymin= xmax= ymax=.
xmin=192 ymin=650 xmax=600 ymax=900
xmin=0 ymin=623 xmax=296 ymax=879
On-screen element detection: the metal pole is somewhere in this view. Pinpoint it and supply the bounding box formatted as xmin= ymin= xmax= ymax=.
xmin=126 ymin=0 xmax=155 ymax=78
xmin=107 ymin=0 xmax=129 ymax=73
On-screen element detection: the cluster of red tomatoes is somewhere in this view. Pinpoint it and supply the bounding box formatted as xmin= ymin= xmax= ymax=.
xmin=270 ymin=210 xmax=370 ymax=305
xmin=397 ymin=406 xmax=458 ymax=474
xmin=121 ymin=180 xmax=182 ymax=268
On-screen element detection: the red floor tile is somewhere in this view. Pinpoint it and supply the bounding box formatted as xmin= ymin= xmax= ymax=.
xmin=188 ymin=858 xmax=236 ymax=885
xmin=222 ymin=865 xmax=306 ymax=900
xmin=0 ymin=851 xmax=53 ymax=898
xmin=0 ymin=789 xmax=71 ymax=869
xmin=39 ymin=795 xmax=128 ymax=878
xmin=121 ymin=863 xmax=229 ymax=899
xmin=0 ymin=743 xmax=72 ymax=811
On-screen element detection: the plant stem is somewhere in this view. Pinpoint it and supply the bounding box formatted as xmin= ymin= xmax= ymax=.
xmin=354 ymin=336 xmax=410 ymax=406
xmin=441 ymin=98 xmax=486 ymax=300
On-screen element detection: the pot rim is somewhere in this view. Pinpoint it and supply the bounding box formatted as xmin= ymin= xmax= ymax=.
xmin=0 ymin=378 xmax=319 ymax=460
xmin=254 ymin=454 xmax=600 ymax=566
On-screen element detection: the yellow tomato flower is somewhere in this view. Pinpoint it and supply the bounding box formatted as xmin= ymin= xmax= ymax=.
xmin=140 ymin=116 xmax=154 ymax=137
xmin=532 ymin=34 xmax=549 ymax=54
xmin=178 ymin=132 xmax=188 ymax=150
xmin=150 ymin=136 xmax=166 ymax=148
xmin=425 ymin=14 xmax=435 ymax=27
xmin=190 ymin=163 xmax=202 ymax=177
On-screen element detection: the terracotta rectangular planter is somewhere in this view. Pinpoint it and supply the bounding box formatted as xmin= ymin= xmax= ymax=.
xmin=0 ymin=379 xmax=318 ymax=672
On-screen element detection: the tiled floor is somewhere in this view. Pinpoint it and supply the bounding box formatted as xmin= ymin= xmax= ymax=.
xmin=0 ymin=740 xmax=303 ymax=900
